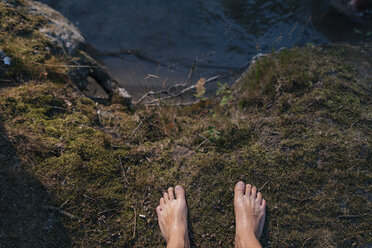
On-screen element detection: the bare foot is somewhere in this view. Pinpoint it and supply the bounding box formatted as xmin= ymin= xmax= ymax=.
xmin=234 ymin=181 xmax=266 ymax=248
xmin=156 ymin=185 xmax=190 ymax=248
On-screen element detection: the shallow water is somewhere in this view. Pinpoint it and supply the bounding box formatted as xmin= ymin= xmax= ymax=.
xmin=39 ymin=0 xmax=372 ymax=98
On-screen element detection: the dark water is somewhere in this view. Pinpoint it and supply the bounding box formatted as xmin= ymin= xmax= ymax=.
xmin=39 ymin=0 xmax=372 ymax=98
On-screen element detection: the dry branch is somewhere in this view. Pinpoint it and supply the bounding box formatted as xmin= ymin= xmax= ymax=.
xmin=43 ymin=205 xmax=80 ymax=221
xmin=134 ymin=61 xmax=197 ymax=105
xmin=196 ymin=132 xmax=212 ymax=149
xmin=128 ymin=119 xmax=143 ymax=140
xmin=118 ymin=155 xmax=130 ymax=186
xmin=29 ymin=61 xmax=99 ymax=68
xmin=132 ymin=203 xmax=137 ymax=240
xmin=258 ymin=180 xmax=270 ymax=191
xmin=145 ymin=100 xmax=200 ymax=107
xmin=134 ymin=60 xmax=250 ymax=106
xmin=98 ymin=208 xmax=117 ymax=216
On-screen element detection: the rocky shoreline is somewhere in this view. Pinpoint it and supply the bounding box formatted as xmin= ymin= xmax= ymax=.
xmin=4 ymin=0 xmax=132 ymax=106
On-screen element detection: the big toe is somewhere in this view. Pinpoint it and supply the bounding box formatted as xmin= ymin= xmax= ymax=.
xmin=234 ymin=181 xmax=245 ymax=199
xmin=175 ymin=185 xmax=185 ymax=200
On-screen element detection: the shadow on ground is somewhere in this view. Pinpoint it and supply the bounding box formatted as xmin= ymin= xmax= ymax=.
xmin=0 ymin=121 xmax=71 ymax=248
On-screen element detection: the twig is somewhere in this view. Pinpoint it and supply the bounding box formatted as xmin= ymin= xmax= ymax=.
xmin=253 ymin=122 xmax=264 ymax=134
xmin=28 ymin=61 xmax=98 ymax=68
xmin=4 ymin=71 xmax=18 ymax=84
xmin=83 ymin=194 xmax=95 ymax=201
xmin=349 ymin=119 xmax=360 ymax=128
xmin=98 ymin=208 xmax=117 ymax=216
xmin=135 ymin=59 xmax=250 ymax=105
xmin=267 ymin=129 xmax=282 ymax=136
xmin=128 ymin=119 xmax=143 ymax=140
xmin=301 ymin=236 xmax=313 ymax=248
xmin=134 ymin=61 xmax=197 ymax=105
xmin=146 ymin=100 xmax=200 ymax=107
xmin=337 ymin=215 xmax=360 ymax=219
xmin=196 ymin=132 xmax=212 ymax=149
xmin=43 ymin=205 xmax=80 ymax=221
xmin=144 ymin=74 xmax=221 ymax=105
xmin=68 ymin=82 xmax=84 ymax=96
xmin=110 ymin=143 xmax=125 ymax=148
xmin=181 ymin=60 xmax=197 ymax=87
xmin=118 ymin=155 xmax=130 ymax=186
xmin=144 ymin=74 xmax=160 ymax=79
xmin=305 ymin=100 xmax=316 ymax=109
xmin=287 ymin=196 xmax=312 ymax=203
xmin=337 ymin=104 xmax=345 ymax=111
xmin=196 ymin=139 xmax=208 ymax=149
xmin=51 ymin=106 xmax=73 ymax=113
xmin=132 ymin=203 xmax=137 ymax=240
xmin=258 ymin=180 xmax=269 ymax=191
xmin=59 ymin=198 xmax=70 ymax=209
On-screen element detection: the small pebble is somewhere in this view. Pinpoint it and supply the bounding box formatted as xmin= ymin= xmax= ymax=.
xmin=3 ymin=57 xmax=11 ymax=65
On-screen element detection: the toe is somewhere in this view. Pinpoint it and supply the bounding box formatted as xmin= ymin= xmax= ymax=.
xmin=156 ymin=205 xmax=162 ymax=215
xmin=261 ymin=199 xmax=267 ymax=209
xmin=175 ymin=185 xmax=185 ymax=200
xmin=163 ymin=192 xmax=169 ymax=204
xmin=251 ymin=186 xmax=257 ymax=199
xmin=256 ymin=192 xmax=263 ymax=204
xmin=160 ymin=197 xmax=165 ymax=207
xmin=234 ymin=181 xmax=245 ymax=198
xmin=168 ymin=187 xmax=174 ymax=201
xmin=245 ymin=184 xmax=252 ymax=197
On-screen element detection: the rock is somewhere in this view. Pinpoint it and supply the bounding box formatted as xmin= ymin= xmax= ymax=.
xmin=0 ymin=50 xmax=11 ymax=66
xmin=3 ymin=57 xmax=11 ymax=66
xmin=24 ymin=0 xmax=132 ymax=108
xmin=111 ymin=87 xmax=133 ymax=110
xmin=82 ymin=76 xmax=110 ymax=104
xmin=27 ymin=1 xmax=85 ymax=53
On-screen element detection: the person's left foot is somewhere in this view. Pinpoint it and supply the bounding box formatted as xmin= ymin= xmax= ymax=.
xmin=156 ymin=185 xmax=190 ymax=248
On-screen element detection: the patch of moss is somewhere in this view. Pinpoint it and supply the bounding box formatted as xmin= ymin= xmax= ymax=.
xmin=0 ymin=0 xmax=69 ymax=83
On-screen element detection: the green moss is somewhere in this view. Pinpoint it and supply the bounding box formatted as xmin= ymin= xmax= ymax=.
xmin=0 ymin=1 xmax=69 ymax=83
xmin=0 ymin=2 xmax=371 ymax=246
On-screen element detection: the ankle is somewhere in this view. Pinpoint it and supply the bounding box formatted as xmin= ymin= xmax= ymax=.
xmin=235 ymin=232 xmax=262 ymax=248
xmin=167 ymin=235 xmax=190 ymax=248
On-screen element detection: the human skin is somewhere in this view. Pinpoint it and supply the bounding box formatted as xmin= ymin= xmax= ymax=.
xmin=156 ymin=182 xmax=266 ymax=248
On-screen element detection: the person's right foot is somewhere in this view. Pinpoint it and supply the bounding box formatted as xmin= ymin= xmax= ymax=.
xmin=234 ymin=181 xmax=266 ymax=248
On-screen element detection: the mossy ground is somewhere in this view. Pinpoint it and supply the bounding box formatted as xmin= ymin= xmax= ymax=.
xmin=1 ymin=1 xmax=372 ymax=247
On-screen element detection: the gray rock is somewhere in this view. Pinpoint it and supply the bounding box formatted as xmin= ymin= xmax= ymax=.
xmin=24 ymin=0 xmax=132 ymax=108
xmin=27 ymin=1 xmax=85 ymax=53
